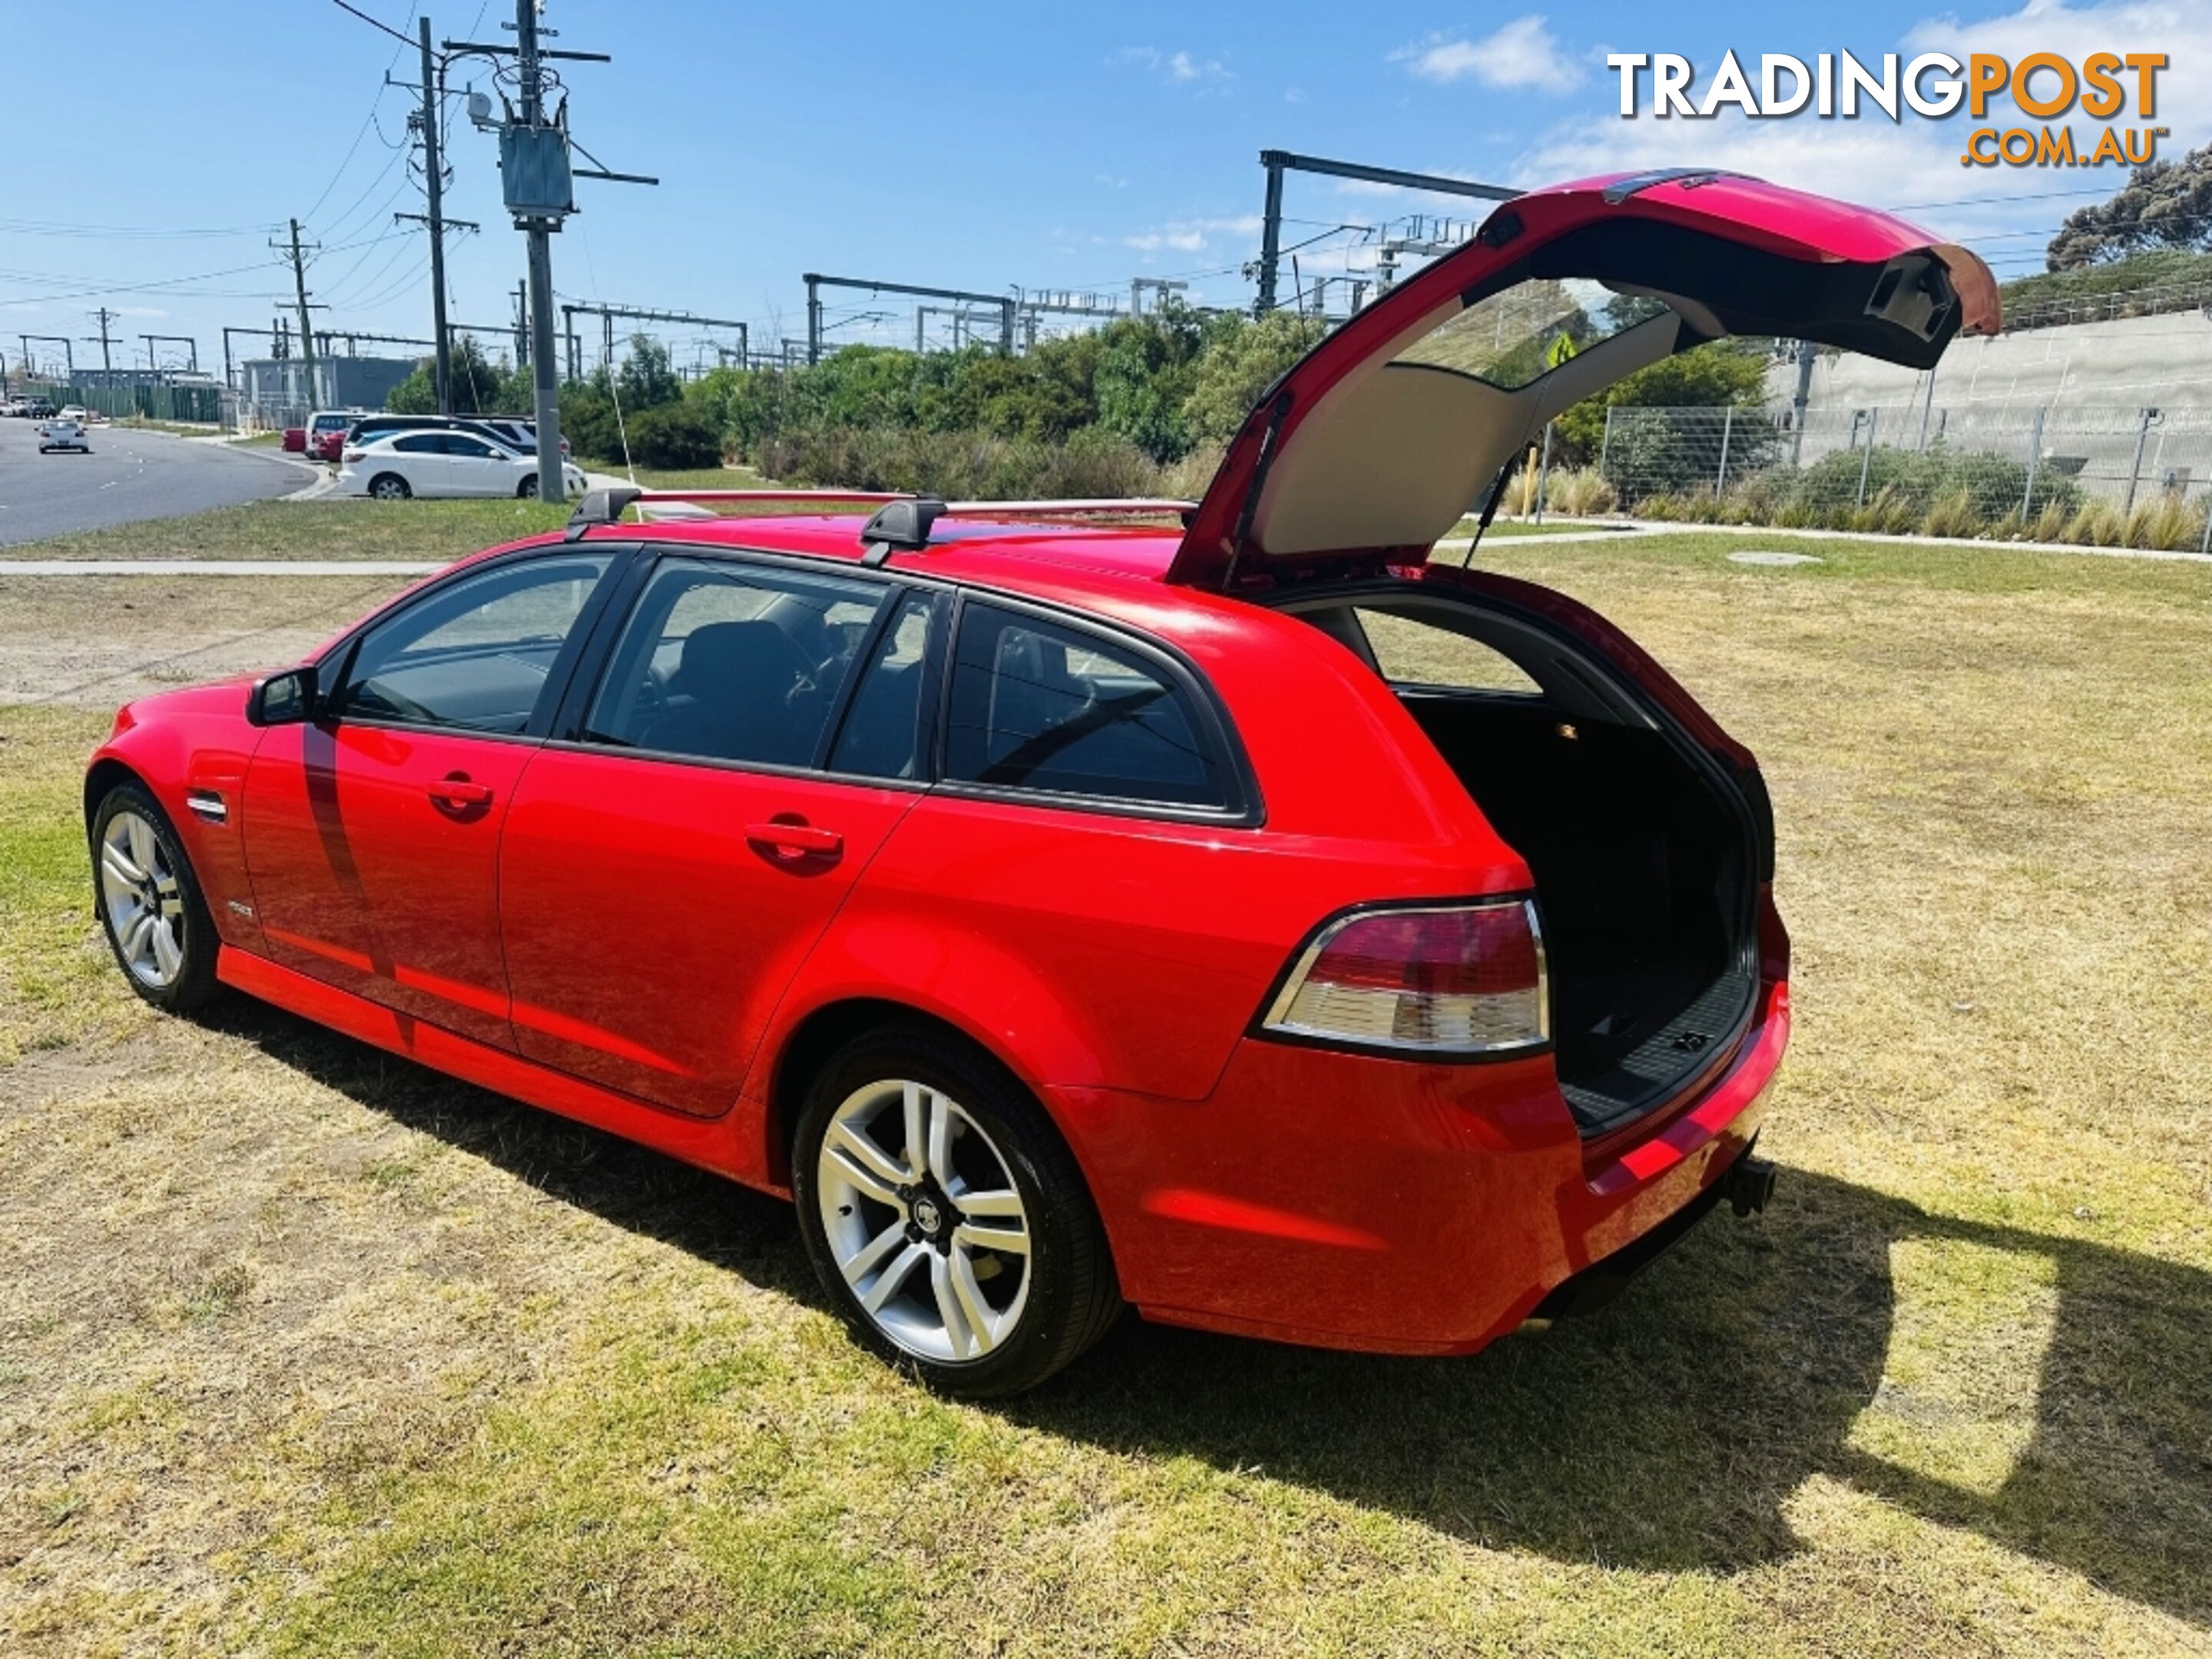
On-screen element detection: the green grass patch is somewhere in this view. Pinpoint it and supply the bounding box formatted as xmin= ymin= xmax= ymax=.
xmin=581 ymin=461 xmax=774 ymax=492
xmin=0 ymin=706 xmax=136 ymax=1062
xmin=2 ymin=523 xmax=2210 ymax=1655
xmin=0 ymin=498 xmax=572 ymax=563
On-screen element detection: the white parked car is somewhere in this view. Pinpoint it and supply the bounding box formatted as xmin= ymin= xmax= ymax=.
xmin=336 ymin=430 xmax=588 ymax=501
xmin=56 ymin=405 xmax=91 ymax=424
xmin=37 ymin=418 xmax=91 ymax=453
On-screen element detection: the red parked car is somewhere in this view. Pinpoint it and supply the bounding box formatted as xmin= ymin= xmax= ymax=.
xmin=83 ymin=173 xmax=1995 ymax=1395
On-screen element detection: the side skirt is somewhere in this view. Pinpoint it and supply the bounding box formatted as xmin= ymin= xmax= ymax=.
xmin=217 ymin=946 xmax=783 ymax=1194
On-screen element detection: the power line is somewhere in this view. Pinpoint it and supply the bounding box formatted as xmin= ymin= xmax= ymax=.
xmin=328 ymin=0 xmax=415 ymax=49
xmin=0 ymin=217 xmax=280 ymax=240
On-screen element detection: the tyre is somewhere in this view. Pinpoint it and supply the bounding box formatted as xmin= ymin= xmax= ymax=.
xmin=368 ymin=472 xmax=411 ymax=500
xmin=91 ymin=782 xmax=224 ymax=1015
xmin=792 ymin=1025 xmax=1121 ymax=1398
xmin=517 ymin=474 xmax=538 ymax=499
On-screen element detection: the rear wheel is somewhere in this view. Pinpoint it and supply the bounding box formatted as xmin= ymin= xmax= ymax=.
xmin=368 ymin=472 xmax=411 ymax=500
xmin=517 ymin=475 xmax=538 ymax=499
xmin=91 ymin=783 xmax=223 ymax=1014
xmin=792 ymin=1026 xmax=1121 ymax=1397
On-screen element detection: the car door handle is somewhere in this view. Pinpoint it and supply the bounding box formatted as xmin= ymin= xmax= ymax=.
xmin=428 ymin=777 xmax=495 ymax=808
xmin=745 ymin=820 xmax=842 ymax=857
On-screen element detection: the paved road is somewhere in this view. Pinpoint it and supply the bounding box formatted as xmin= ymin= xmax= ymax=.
xmin=0 ymin=419 xmax=313 ymax=546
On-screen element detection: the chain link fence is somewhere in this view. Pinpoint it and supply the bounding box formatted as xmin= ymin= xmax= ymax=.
xmin=1562 ymin=403 xmax=2212 ymax=551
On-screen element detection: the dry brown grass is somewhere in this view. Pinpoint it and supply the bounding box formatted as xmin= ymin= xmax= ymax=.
xmin=0 ymin=575 xmax=416 ymax=707
xmin=1 ymin=530 xmax=2208 ymax=1655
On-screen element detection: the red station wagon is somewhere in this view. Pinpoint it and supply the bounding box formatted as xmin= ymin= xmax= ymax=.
xmin=84 ymin=173 xmax=1997 ymax=1395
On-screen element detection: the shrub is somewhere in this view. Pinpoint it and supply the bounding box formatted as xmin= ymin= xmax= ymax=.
xmin=623 ymin=402 xmax=723 ymax=470
xmin=758 ymin=422 xmax=1168 ymax=502
xmin=2124 ymin=494 xmax=2206 ymax=550
xmin=1545 ymin=466 xmax=1616 ymax=515
xmin=558 ymin=384 xmax=621 ymax=464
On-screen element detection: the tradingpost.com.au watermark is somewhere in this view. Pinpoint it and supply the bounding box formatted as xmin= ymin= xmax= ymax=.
xmin=1607 ymin=51 xmax=2169 ymax=168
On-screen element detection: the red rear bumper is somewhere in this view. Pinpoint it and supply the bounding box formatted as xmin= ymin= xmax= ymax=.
xmin=1050 ymin=977 xmax=1789 ymax=1356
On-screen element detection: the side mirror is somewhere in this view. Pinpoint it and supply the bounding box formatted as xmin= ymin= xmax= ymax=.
xmin=248 ymin=665 xmax=320 ymax=727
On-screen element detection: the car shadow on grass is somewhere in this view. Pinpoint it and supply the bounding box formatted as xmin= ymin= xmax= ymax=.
xmin=214 ymin=998 xmax=2212 ymax=1626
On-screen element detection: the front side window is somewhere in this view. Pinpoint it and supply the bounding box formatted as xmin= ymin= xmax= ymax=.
xmin=583 ymin=557 xmax=886 ymax=767
xmin=333 ymin=554 xmax=613 ymax=733
xmin=944 ymin=604 xmax=1227 ymax=808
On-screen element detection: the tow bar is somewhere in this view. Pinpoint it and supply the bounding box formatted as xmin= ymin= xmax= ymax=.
xmin=1722 ymin=1153 xmax=1778 ymax=1217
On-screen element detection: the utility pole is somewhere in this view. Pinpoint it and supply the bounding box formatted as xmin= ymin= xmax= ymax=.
xmin=1251 ymin=151 xmax=1516 ymax=315
xmin=140 ymin=334 xmax=199 ymax=374
xmin=277 ymin=219 xmax=318 ymax=405
xmin=443 ymin=4 xmax=660 ymax=498
xmin=1790 ymin=342 xmax=1816 ymax=468
xmin=415 ymin=17 xmax=452 ymax=413
xmin=25 ymin=333 xmax=74 ymax=379
xmin=513 ymin=279 xmax=530 ymax=370
xmin=514 ymin=3 xmax=564 ymax=495
xmin=87 ymin=307 xmax=120 ymax=377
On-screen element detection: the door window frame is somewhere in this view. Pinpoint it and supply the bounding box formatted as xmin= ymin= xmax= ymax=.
xmin=545 ymin=544 xmax=944 ymax=791
xmin=311 ymin=543 xmax=641 ymax=745
xmin=931 ymin=588 xmax=1261 ymax=827
xmin=524 ymin=538 xmax=1263 ymax=826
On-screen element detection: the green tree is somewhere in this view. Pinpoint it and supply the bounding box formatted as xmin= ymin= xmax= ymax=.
xmin=1183 ymin=312 xmax=1324 ymax=446
xmin=614 ymin=335 xmax=684 ymax=409
xmin=558 ymin=381 xmax=621 ymax=463
xmin=2047 ymin=144 xmax=2212 ymax=268
xmin=1552 ymin=339 xmax=1770 ymax=466
xmin=1089 ymin=305 xmax=1214 ymax=462
xmin=382 ymin=336 xmax=527 ymax=416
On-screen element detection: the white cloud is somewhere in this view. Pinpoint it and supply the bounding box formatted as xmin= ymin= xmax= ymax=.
xmin=1112 ymin=46 xmax=1231 ymax=88
xmin=1396 ymin=17 xmax=1580 ymax=94
xmin=1123 ymin=214 xmax=1262 ymax=253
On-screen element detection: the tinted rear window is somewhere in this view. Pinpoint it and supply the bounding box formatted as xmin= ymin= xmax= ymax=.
xmin=944 ymin=604 xmax=1228 ymax=809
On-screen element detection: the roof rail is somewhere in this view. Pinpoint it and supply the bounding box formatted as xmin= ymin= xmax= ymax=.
xmin=563 ymin=486 xmax=1200 ymax=542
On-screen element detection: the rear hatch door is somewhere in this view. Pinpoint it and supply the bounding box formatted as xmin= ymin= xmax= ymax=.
xmin=1167 ymin=170 xmax=1998 ymax=588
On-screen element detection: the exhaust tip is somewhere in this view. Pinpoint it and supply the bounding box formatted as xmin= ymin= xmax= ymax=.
xmin=1724 ymin=1154 xmax=1778 ymax=1217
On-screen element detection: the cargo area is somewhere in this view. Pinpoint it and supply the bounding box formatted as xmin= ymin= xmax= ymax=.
xmin=1291 ymin=589 xmax=1762 ymax=1134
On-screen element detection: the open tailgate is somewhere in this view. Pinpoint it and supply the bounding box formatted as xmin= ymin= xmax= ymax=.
xmin=1167 ymin=169 xmax=1998 ymax=588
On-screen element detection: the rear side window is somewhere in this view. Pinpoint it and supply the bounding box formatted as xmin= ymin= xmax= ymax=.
xmin=392 ymin=433 xmax=442 ymax=454
xmin=583 ymin=557 xmax=886 ymax=768
xmin=944 ymin=603 xmax=1227 ymax=809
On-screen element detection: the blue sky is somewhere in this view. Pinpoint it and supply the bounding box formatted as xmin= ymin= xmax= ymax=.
xmin=5 ymin=0 xmax=2203 ymax=374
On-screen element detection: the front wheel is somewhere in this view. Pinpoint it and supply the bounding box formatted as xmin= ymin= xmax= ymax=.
xmin=368 ymin=472 xmax=411 ymax=501
xmin=91 ymin=783 xmax=224 ymax=1013
xmin=792 ymin=1026 xmax=1121 ymax=1398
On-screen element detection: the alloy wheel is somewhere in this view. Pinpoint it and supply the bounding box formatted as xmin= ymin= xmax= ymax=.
xmin=815 ymin=1078 xmax=1032 ymax=1363
xmin=99 ymin=810 xmax=186 ymax=988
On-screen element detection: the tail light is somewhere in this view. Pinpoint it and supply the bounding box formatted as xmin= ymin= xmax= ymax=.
xmin=1262 ymin=899 xmax=1548 ymax=1056
xmin=342 ymin=449 xmax=364 ymax=462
